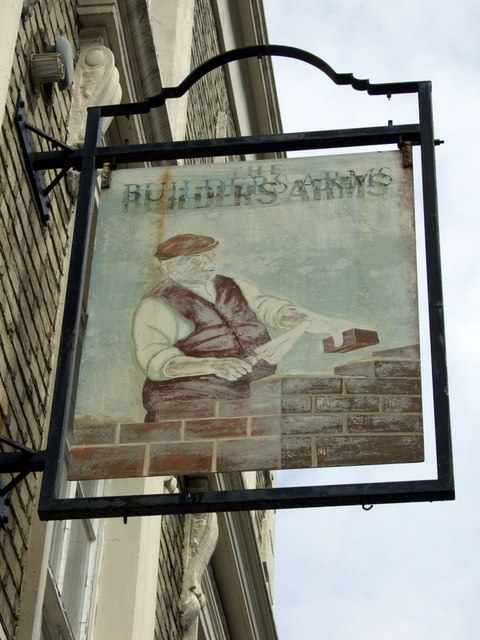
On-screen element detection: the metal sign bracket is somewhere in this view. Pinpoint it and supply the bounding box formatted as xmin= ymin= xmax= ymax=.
xmin=0 ymin=435 xmax=45 ymax=529
xmin=14 ymin=97 xmax=74 ymax=225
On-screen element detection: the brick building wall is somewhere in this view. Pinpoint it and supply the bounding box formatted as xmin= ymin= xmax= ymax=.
xmin=0 ymin=2 xmax=78 ymax=637
xmin=185 ymin=0 xmax=238 ymax=147
xmin=0 ymin=2 xmax=281 ymax=638
xmin=154 ymin=511 xmax=185 ymax=640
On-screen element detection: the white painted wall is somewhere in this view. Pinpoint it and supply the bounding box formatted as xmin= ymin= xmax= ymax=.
xmin=0 ymin=1 xmax=23 ymax=120
xmin=148 ymin=0 xmax=195 ymax=141
xmin=91 ymin=477 xmax=164 ymax=640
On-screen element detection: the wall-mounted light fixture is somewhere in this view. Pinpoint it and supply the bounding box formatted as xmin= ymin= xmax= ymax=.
xmin=30 ymin=35 xmax=74 ymax=91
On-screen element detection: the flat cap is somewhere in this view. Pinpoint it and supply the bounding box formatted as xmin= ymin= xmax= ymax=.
xmin=155 ymin=234 xmax=218 ymax=260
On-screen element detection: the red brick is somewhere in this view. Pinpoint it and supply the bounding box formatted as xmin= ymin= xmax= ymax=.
xmin=281 ymin=415 xmax=343 ymax=435
xmin=334 ymin=359 xmax=420 ymax=378
xmin=323 ymin=328 xmax=379 ymax=353
xmin=376 ymin=360 xmax=420 ymax=378
xmin=347 ymin=415 xmax=423 ymax=433
xmin=68 ymin=445 xmax=146 ymax=480
xmin=314 ymin=396 xmax=379 ymax=413
xmin=345 ymin=378 xmax=421 ymax=395
xmin=281 ymin=436 xmax=313 ymax=469
xmin=149 ymin=441 xmax=214 ymax=475
xmin=282 ymin=395 xmax=312 ymax=414
xmin=71 ymin=423 xmax=117 ymax=446
xmin=184 ymin=417 xmax=247 ymax=440
xmin=373 ymin=344 xmax=420 ymax=359
xmin=249 ymin=376 xmax=282 ymax=397
xmin=218 ymin=394 xmax=280 ymax=417
xmin=216 ymin=438 xmax=280 ymax=472
xmin=316 ymin=435 xmax=424 ymax=467
xmin=382 ymin=396 xmax=423 ymax=413
xmin=119 ymin=421 xmax=182 ymax=443
xmin=148 ymin=398 xmax=217 ymax=420
xmin=282 ymin=377 xmax=343 ymax=395
xmin=251 ymin=415 xmax=281 ymax=437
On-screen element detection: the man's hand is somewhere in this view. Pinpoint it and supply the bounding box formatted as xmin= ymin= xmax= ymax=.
xmin=164 ymin=355 xmax=253 ymax=381
xmin=207 ymin=357 xmax=253 ymax=381
xmin=277 ymin=306 xmax=309 ymax=329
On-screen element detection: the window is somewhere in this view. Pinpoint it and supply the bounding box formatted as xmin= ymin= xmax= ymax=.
xmin=41 ymin=480 xmax=106 ymax=640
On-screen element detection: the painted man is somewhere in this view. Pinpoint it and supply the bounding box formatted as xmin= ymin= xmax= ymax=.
xmin=132 ymin=233 xmax=344 ymax=421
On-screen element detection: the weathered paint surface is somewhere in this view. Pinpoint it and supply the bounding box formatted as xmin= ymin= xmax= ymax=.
xmin=71 ymin=152 xmax=422 ymax=477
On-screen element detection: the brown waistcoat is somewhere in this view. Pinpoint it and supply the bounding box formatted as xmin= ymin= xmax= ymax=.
xmin=142 ymin=275 xmax=276 ymax=420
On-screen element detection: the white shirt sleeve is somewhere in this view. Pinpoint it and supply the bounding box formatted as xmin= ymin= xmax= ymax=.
xmin=234 ymin=276 xmax=294 ymax=329
xmin=131 ymin=297 xmax=193 ymax=381
xmin=131 ymin=277 xmax=295 ymax=381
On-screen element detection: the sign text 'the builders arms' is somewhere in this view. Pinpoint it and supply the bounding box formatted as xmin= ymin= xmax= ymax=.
xmin=122 ymin=163 xmax=393 ymax=211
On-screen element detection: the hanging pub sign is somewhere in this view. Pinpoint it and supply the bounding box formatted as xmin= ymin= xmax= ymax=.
xmin=68 ymin=150 xmax=424 ymax=481
xmin=12 ymin=45 xmax=451 ymax=520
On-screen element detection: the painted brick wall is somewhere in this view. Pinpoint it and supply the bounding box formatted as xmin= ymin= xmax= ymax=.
xmin=0 ymin=2 xmax=78 ymax=637
xmin=281 ymin=345 xmax=423 ymax=469
xmin=70 ymin=345 xmax=424 ymax=480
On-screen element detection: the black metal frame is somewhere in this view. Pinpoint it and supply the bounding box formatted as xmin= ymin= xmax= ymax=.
xmin=15 ymin=98 xmax=75 ymax=225
xmin=5 ymin=45 xmax=453 ymax=520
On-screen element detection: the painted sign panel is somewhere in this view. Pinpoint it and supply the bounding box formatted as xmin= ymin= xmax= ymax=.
xmin=69 ymin=151 xmax=423 ymax=480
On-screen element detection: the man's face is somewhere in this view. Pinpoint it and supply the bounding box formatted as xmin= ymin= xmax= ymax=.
xmin=164 ymin=250 xmax=217 ymax=285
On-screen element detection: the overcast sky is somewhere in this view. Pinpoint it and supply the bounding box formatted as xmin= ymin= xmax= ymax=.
xmin=263 ymin=1 xmax=479 ymax=638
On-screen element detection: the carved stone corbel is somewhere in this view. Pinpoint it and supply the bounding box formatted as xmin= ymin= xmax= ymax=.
xmin=180 ymin=478 xmax=219 ymax=639
xmin=66 ymin=41 xmax=122 ymax=195
xmin=67 ymin=41 xmax=121 ymax=147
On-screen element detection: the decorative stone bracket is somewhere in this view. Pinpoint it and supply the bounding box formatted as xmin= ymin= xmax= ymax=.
xmin=67 ymin=40 xmax=121 ymax=148
xmin=66 ymin=40 xmax=121 ymax=196
xmin=179 ymin=478 xmax=219 ymax=639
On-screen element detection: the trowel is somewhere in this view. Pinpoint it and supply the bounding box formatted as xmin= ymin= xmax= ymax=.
xmin=246 ymin=320 xmax=312 ymax=365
